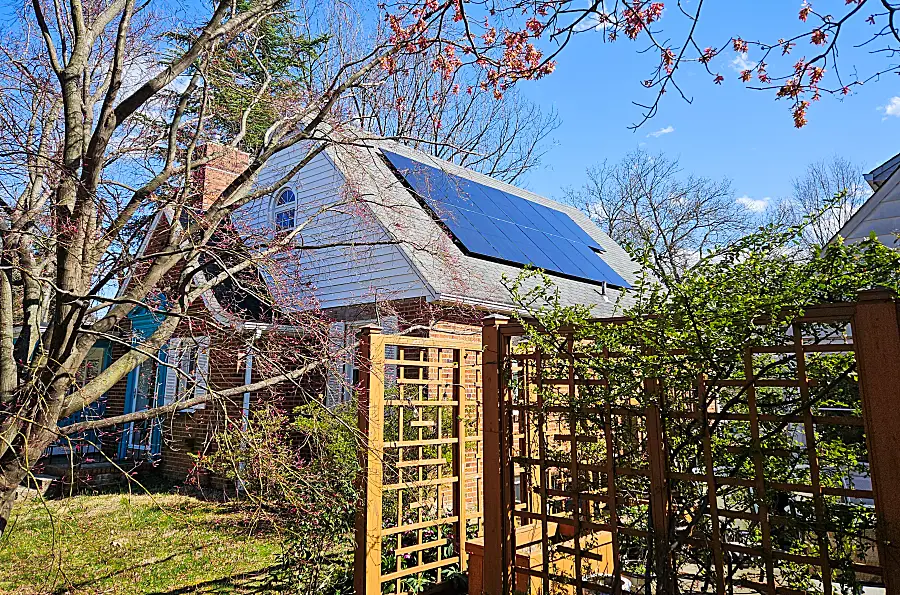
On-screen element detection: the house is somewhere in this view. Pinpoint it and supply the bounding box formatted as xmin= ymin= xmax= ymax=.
xmin=49 ymin=135 xmax=641 ymax=484
xmin=833 ymin=151 xmax=900 ymax=246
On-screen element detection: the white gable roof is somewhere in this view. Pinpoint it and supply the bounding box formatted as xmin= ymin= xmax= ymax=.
xmin=835 ymin=160 xmax=900 ymax=247
xmin=244 ymin=134 xmax=642 ymax=316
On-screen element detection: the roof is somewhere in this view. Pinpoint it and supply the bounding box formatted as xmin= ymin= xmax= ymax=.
xmin=834 ymin=152 xmax=900 ymax=247
xmin=864 ymin=151 xmax=900 ymax=191
xmin=325 ymin=136 xmax=641 ymax=316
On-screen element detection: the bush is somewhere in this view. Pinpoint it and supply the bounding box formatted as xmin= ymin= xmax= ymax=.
xmin=204 ymin=401 xmax=360 ymax=594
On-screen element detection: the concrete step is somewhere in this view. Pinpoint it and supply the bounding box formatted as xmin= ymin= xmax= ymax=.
xmin=14 ymin=473 xmax=62 ymax=500
xmin=32 ymin=473 xmax=58 ymax=492
xmin=13 ymin=485 xmax=42 ymax=502
xmin=20 ymin=473 xmax=61 ymax=497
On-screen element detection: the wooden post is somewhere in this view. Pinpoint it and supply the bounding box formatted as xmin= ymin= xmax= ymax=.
xmin=354 ymin=325 xmax=385 ymax=595
xmin=645 ymin=404 xmax=672 ymax=594
xmin=453 ymin=346 xmax=468 ymax=572
xmin=852 ymin=289 xmax=900 ymax=593
xmin=698 ymin=376 xmax=726 ymax=595
xmin=482 ymin=315 xmax=509 ymax=595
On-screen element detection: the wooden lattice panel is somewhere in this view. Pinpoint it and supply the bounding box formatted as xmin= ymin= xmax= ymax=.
xmin=492 ymin=301 xmax=892 ymax=595
xmin=356 ymin=332 xmax=483 ymax=595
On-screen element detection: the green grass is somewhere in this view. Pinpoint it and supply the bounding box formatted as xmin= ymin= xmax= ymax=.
xmin=0 ymin=493 xmax=283 ymax=594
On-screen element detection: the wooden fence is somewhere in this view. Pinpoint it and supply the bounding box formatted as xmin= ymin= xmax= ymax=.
xmin=354 ymin=327 xmax=484 ymax=595
xmin=479 ymin=290 xmax=900 ymax=595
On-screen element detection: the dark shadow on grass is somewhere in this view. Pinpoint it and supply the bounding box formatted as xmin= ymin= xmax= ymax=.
xmin=46 ymin=544 xmax=284 ymax=595
xmin=50 ymin=551 xmax=186 ymax=595
xmin=143 ymin=564 xmax=287 ymax=594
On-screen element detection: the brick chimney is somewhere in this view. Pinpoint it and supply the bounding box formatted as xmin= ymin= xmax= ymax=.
xmin=192 ymin=142 xmax=251 ymax=211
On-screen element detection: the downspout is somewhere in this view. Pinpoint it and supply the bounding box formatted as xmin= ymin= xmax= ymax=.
xmin=242 ymin=328 xmax=263 ymax=432
xmin=237 ymin=328 xmax=263 ymax=495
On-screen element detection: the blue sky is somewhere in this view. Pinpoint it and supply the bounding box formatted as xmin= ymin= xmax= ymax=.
xmin=517 ymin=1 xmax=900 ymax=211
xmin=4 ymin=0 xmax=895 ymax=213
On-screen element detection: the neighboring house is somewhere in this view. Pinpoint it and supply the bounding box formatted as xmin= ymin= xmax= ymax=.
xmin=825 ymin=151 xmax=900 ymax=503
xmin=49 ymin=136 xmax=641 ymax=483
xmin=833 ymin=151 xmax=900 ymax=246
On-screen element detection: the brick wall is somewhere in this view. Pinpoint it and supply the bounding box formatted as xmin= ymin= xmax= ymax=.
xmin=323 ymin=296 xmax=485 ymax=338
xmin=191 ymin=143 xmax=251 ymax=210
xmin=100 ymin=142 xmax=257 ymax=482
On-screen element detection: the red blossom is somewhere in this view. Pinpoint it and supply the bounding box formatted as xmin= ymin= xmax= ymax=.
xmin=811 ymin=28 xmax=827 ymax=45
xmin=452 ymin=0 xmax=464 ymax=21
xmin=733 ymin=37 xmax=748 ymax=53
xmin=623 ymin=1 xmax=665 ymax=40
xmin=793 ymin=100 xmax=810 ymax=127
xmin=380 ymin=55 xmax=398 ymax=74
xmin=713 ymin=73 xmax=724 ymax=84
xmin=661 ymin=48 xmax=675 ymax=73
xmin=777 ymin=78 xmax=802 ymax=99
xmin=525 ymin=17 xmax=544 ymax=36
xmin=807 ymin=65 xmax=825 ymax=84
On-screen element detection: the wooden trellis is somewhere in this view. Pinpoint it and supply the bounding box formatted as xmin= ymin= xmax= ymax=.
xmin=480 ymin=290 xmax=900 ymax=595
xmin=355 ymin=327 xmax=484 ymax=595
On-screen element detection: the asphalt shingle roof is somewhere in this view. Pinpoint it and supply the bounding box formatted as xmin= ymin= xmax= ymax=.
xmin=327 ymin=137 xmax=643 ymax=316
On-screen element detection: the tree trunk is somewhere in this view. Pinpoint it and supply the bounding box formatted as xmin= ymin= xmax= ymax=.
xmin=0 ymin=424 xmax=60 ymax=537
xmin=0 ymin=462 xmax=33 ymax=537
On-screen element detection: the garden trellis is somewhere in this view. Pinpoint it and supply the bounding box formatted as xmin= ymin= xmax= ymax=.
xmin=355 ymin=327 xmax=484 ymax=595
xmin=479 ymin=290 xmax=900 ymax=595
xmin=354 ymin=291 xmax=900 ymax=594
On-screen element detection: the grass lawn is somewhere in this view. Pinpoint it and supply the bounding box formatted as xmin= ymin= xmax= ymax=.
xmin=0 ymin=492 xmax=283 ymax=594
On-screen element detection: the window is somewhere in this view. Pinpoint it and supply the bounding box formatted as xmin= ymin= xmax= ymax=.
xmin=273 ymin=188 xmax=296 ymax=231
xmin=325 ymin=322 xmax=351 ymax=407
xmin=128 ymin=358 xmax=159 ymax=449
xmin=163 ymin=337 xmax=210 ymax=410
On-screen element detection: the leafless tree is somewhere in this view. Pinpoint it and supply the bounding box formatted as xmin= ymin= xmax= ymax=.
xmin=790 ymin=156 xmax=870 ymax=248
xmin=349 ymin=51 xmax=559 ymax=184
xmin=566 ymin=149 xmax=754 ymax=279
xmin=0 ymin=0 xmax=563 ymax=532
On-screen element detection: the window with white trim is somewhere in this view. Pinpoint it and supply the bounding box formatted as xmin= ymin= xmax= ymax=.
xmin=325 ymin=322 xmax=350 ymax=407
xmin=273 ymin=187 xmax=296 ymax=231
xmin=164 ymin=336 xmax=210 ymax=410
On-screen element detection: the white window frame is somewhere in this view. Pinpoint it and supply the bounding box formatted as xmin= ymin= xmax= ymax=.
xmin=272 ymin=187 xmax=297 ymax=232
xmin=164 ymin=336 xmax=210 ymax=411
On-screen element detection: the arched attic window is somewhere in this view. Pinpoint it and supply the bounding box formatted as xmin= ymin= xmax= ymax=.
xmin=273 ymin=187 xmax=296 ymax=231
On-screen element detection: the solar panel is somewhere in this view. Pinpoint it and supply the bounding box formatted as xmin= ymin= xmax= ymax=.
xmin=382 ymin=150 xmax=631 ymax=289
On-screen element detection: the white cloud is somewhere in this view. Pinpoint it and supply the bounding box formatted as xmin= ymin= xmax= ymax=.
xmin=580 ymin=11 xmax=615 ymax=32
xmin=880 ymin=97 xmax=900 ymax=118
xmin=647 ymin=125 xmax=675 ymax=138
xmin=730 ymin=52 xmax=757 ymax=73
xmin=736 ymin=195 xmax=770 ymax=213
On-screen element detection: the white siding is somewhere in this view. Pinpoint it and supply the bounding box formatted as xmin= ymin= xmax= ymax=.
xmin=840 ymin=167 xmax=900 ymax=247
xmin=239 ymin=143 xmax=431 ymax=310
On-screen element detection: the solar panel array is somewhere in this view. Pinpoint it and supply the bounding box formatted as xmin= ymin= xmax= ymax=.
xmin=382 ymin=150 xmax=631 ymax=288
